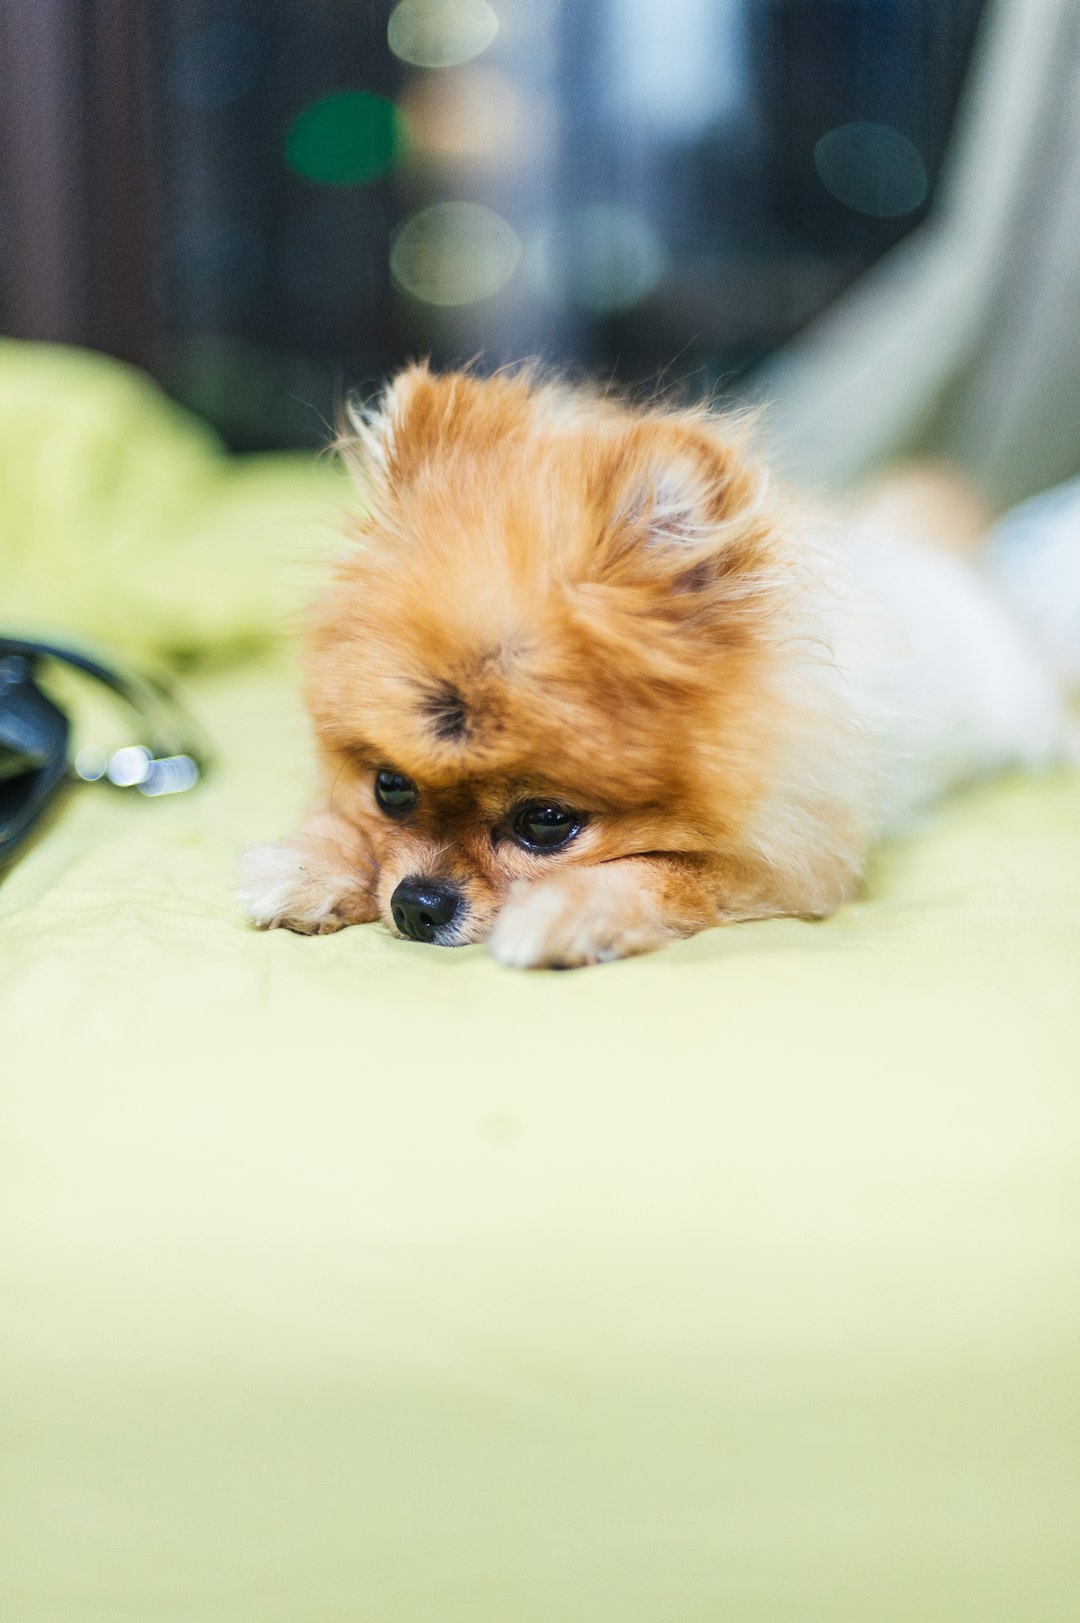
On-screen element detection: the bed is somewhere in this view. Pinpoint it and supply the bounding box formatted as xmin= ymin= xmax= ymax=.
xmin=3 ymin=343 xmax=1078 ymax=1622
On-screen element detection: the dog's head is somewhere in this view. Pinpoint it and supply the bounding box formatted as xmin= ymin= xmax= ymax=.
xmin=305 ymin=366 xmax=793 ymax=944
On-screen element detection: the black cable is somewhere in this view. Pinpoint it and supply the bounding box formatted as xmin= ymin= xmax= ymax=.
xmin=0 ymin=636 xmax=210 ymax=772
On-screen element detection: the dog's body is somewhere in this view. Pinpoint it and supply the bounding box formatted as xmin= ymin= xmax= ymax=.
xmin=240 ymin=367 xmax=1074 ymax=967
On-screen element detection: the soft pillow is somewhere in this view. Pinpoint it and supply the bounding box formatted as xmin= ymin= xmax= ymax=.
xmin=0 ymin=341 xmax=345 ymax=664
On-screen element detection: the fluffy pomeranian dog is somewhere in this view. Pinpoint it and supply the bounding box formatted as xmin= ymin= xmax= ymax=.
xmin=240 ymin=365 xmax=1073 ymax=968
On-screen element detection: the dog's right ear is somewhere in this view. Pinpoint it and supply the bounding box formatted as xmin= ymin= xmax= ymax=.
xmin=339 ymin=365 xmax=546 ymax=505
xmin=337 ymin=363 xmax=437 ymax=502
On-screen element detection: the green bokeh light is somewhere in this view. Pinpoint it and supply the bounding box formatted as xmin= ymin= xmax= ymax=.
xmin=285 ymin=91 xmax=401 ymax=187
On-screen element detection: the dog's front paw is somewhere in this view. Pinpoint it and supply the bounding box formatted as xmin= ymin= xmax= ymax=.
xmin=238 ymin=839 xmax=377 ymax=935
xmin=488 ymin=870 xmax=670 ymax=969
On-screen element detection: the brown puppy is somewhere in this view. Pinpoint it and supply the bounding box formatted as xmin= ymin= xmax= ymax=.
xmin=239 ymin=366 xmax=1069 ymax=966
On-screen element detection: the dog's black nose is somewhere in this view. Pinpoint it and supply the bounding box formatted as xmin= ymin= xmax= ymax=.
xmin=390 ymin=876 xmax=461 ymax=943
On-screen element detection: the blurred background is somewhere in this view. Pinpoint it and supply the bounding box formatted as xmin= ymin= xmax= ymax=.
xmin=0 ymin=0 xmax=987 ymax=452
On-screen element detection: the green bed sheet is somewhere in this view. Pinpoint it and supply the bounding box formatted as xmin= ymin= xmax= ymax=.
xmin=2 ymin=344 xmax=1079 ymax=1622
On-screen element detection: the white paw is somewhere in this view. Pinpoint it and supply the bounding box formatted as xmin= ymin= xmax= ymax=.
xmin=488 ymin=874 xmax=667 ymax=970
xmin=237 ymin=840 xmax=373 ymax=935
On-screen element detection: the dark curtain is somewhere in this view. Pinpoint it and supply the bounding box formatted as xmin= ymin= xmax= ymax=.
xmin=0 ymin=0 xmax=986 ymax=451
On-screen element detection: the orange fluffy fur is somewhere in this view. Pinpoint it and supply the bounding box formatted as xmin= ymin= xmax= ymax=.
xmin=240 ymin=365 xmax=878 ymax=966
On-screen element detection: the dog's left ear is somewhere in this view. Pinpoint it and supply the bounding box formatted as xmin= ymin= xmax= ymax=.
xmin=597 ymin=420 xmax=768 ymax=588
xmin=614 ymin=448 xmax=715 ymax=548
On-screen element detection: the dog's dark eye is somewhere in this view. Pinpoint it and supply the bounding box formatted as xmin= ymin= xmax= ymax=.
xmin=375 ymin=769 xmax=418 ymax=816
xmin=512 ymin=801 xmax=582 ymax=851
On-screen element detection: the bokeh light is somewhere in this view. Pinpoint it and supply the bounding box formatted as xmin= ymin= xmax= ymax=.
xmin=527 ymin=204 xmax=668 ymax=314
xmin=399 ymin=68 xmax=549 ymax=169
xmin=388 ymin=0 xmax=499 ymax=69
xmin=106 ymin=746 xmax=152 ymax=788
xmin=285 ymin=91 xmax=401 ymax=187
xmin=813 ymin=122 xmax=929 ymax=218
xmin=73 ymin=745 xmax=107 ymax=782
xmin=390 ymin=202 xmax=521 ymax=306
xmin=138 ymin=756 xmax=200 ymax=797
